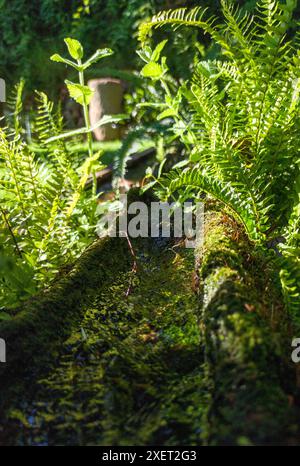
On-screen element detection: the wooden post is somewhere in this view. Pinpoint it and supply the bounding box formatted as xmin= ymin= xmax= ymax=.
xmin=88 ymin=78 xmax=124 ymax=141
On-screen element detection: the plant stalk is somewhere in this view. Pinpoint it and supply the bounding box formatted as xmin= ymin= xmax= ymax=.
xmin=78 ymin=60 xmax=97 ymax=197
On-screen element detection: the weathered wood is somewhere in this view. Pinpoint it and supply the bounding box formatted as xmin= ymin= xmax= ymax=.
xmin=88 ymin=78 xmax=124 ymax=141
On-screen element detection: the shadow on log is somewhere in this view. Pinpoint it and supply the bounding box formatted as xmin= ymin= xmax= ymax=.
xmin=0 ymin=237 xmax=131 ymax=409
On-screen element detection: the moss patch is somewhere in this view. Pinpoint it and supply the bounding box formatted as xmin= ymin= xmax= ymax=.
xmin=197 ymin=208 xmax=299 ymax=445
xmin=1 ymin=239 xmax=206 ymax=446
xmin=0 ymin=199 xmax=299 ymax=446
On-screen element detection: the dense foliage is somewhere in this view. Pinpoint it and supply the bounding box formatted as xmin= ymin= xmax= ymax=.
xmin=0 ymin=0 xmax=299 ymax=325
xmin=0 ymin=1 xmax=270 ymax=93
xmin=0 ymin=0 xmax=197 ymax=92
xmin=139 ymin=0 xmax=300 ymax=318
xmin=0 ymin=40 xmax=124 ymax=309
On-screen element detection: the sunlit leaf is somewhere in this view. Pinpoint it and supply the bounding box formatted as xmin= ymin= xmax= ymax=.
xmin=65 ymin=80 xmax=93 ymax=106
xmin=151 ymin=40 xmax=168 ymax=62
xmin=64 ymin=37 xmax=83 ymax=60
xmin=157 ymin=108 xmax=177 ymax=120
xmin=50 ymin=54 xmax=80 ymax=70
xmin=83 ymin=48 xmax=114 ymax=69
xmin=45 ymin=114 xmax=128 ymax=143
xmin=141 ymin=62 xmax=163 ymax=79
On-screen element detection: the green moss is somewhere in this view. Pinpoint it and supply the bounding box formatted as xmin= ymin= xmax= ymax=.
xmin=0 ymin=237 xmax=131 ymax=410
xmin=0 ymin=239 xmax=207 ymax=446
xmin=196 ymin=208 xmax=298 ymax=445
xmin=0 ymin=200 xmax=298 ymax=446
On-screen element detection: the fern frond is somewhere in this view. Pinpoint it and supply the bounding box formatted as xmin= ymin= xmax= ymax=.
xmin=138 ymin=6 xmax=217 ymax=44
xmin=6 ymin=79 xmax=25 ymax=136
xmin=220 ymin=0 xmax=257 ymax=64
xmin=35 ymin=91 xmax=64 ymax=143
xmin=113 ymin=127 xmax=147 ymax=182
xmin=279 ymin=171 xmax=299 ymax=315
xmin=158 ymin=167 xmax=261 ymax=241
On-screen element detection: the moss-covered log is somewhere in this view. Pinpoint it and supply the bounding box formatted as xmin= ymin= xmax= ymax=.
xmin=0 ymin=198 xmax=299 ymax=445
xmin=196 ymin=208 xmax=298 ymax=445
xmin=0 ymin=237 xmax=131 ymax=408
xmin=0 ymin=236 xmax=203 ymax=446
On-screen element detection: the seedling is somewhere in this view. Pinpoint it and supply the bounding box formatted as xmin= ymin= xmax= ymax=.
xmin=50 ymin=38 xmax=127 ymax=195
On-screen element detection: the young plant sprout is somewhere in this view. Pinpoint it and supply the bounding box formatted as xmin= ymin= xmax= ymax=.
xmin=50 ymin=38 xmax=126 ymax=196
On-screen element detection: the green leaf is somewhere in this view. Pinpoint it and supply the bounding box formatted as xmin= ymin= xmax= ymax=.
xmin=151 ymin=40 xmax=168 ymax=62
xmin=158 ymin=158 xmax=167 ymax=177
xmin=136 ymin=46 xmax=152 ymax=63
xmin=141 ymin=62 xmax=163 ymax=79
xmin=145 ymin=167 xmax=153 ymax=176
xmin=45 ymin=114 xmax=128 ymax=143
xmin=91 ymin=114 xmax=128 ymax=130
xmin=83 ymin=48 xmax=114 ymax=69
xmin=50 ymin=54 xmax=80 ymax=70
xmin=64 ymin=37 xmax=83 ymax=60
xmin=141 ymin=180 xmax=157 ymax=193
xmin=65 ymin=80 xmax=93 ymax=106
xmin=172 ymin=160 xmax=189 ymax=169
xmin=197 ymin=61 xmax=218 ymax=79
xmin=50 ymin=54 xmax=66 ymax=64
xmin=157 ymin=108 xmax=177 ymax=120
xmin=0 ymin=311 xmax=12 ymax=321
xmin=137 ymin=102 xmax=166 ymax=109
